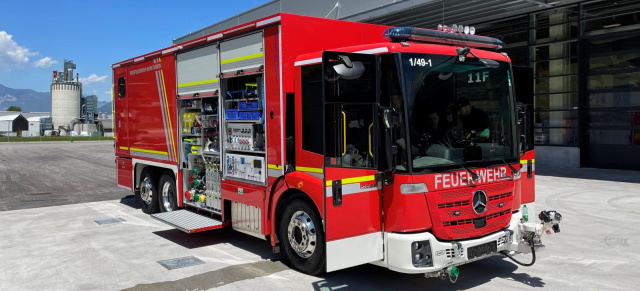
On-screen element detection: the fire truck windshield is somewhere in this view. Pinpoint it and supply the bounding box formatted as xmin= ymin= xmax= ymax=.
xmin=397 ymin=53 xmax=518 ymax=172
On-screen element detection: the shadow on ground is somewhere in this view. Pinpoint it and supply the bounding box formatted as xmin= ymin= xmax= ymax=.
xmin=152 ymin=227 xmax=283 ymax=261
xmin=119 ymin=195 xmax=140 ymax=209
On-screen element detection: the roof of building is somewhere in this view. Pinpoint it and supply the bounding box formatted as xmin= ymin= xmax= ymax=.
xmin=0 ymin=113 xmax=21 ymax=121
xmin=22 ymin=112 xmax=50 ymax=120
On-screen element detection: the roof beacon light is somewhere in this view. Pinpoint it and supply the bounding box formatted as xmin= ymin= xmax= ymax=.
xmin=383 ymin=27 xmax=503 ymax=49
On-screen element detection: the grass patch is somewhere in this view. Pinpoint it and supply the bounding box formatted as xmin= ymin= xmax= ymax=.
xmin=0 ymin=136 xmax=114 ymax=142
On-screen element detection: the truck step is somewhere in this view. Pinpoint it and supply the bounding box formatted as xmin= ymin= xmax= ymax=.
xmin=151 ymin=209 xmax=225 ymax=233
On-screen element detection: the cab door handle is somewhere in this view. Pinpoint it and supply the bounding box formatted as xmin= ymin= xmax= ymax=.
xmin=332 ymin=180 xmax=342 ymax=206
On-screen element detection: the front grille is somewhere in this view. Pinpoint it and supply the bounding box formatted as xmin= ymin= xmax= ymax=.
xmin=443 ymin=218 xmax=473 ymax=227
xmin=487 ymin=209 xmax=511 ymax=220
xmin=438 ymin=200 xmax=470 ymax=209
xmin=442 ymin=209 xmax=511 ymax=228
xmin=489 ymin=192 xmax=512 ymax=201
xmin=427 ymin=181 xmax=515 ymax=240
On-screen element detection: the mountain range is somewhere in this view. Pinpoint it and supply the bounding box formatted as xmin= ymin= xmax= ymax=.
xmin=0 ymin=83 xmax=111 ymax=113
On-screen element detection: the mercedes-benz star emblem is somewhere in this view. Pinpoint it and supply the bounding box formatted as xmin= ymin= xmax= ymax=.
xmin=472 ymin=190 xmax=488 ymax=214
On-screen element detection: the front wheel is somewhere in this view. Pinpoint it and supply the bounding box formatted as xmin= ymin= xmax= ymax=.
xmin=138 ymin=168 xmax=158 ymax=214
xmin=158 ymin=171 xmax=177 ymax=212
xmin=280 ymin=197 xmax=325 ymax=275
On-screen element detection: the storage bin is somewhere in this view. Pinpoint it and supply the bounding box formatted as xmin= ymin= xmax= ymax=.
xmin=238 ymin=111 xmax=262 ymax=120
xmin=225 ymin=109 xmax=238 ymax=120
xmin=238 ymin=101 xmax=259 ymax=111
xmin=182 ymin=112 xmax=199 ymax=132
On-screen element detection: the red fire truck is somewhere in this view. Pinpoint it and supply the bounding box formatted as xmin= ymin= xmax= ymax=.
xmin=113 ymin=13 xmax=561 ymax=279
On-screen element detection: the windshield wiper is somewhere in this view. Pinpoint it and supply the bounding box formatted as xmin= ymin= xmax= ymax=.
xmin=502 ymin=159 xmax=518 ymax=175
xmin=458 ymin=162 xmax=479 ymax=181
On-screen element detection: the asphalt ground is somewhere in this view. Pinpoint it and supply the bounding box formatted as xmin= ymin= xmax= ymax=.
xmin=0 ymin=142 xmax=639 ymax=290
xmin=0 ymin=141 xmax=129 ymax=211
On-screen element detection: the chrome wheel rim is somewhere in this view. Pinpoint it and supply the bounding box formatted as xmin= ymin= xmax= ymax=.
xmin=140 ymin=177 xmax=153 ymax=205
xmin=161 ymin=181 xmax=174 ymax=211
xmin=287 ymin=211 xmax=317 ymax=258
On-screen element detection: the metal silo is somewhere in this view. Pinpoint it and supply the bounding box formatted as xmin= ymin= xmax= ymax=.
xmin=50 ymin=60 xmax=82 ymax=135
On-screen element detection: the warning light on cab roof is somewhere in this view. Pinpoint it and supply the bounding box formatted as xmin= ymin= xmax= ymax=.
xmin=383 ymin=26 xmax=503 ymax=49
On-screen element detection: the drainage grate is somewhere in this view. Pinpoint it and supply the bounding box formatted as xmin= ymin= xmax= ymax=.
xmin=157 ymin=256 xmax=205 ymax=270
xmin=94 ymin=218 xmax=126 ymax=225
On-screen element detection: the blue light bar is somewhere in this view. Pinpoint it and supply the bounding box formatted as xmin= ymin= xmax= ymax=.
xmin=383 ymin=27 xmax=503 ymax=49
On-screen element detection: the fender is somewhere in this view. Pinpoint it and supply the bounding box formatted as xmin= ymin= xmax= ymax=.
xmin=268 ymin=170 xmax=325 ymax=247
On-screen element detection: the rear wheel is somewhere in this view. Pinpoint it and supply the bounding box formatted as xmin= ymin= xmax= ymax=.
xmin=138 ymin=168 xmax=158 ymax=214
xmin=280 ymin=197 xmax=325 ymax=275
xmin=158 ymin=172 xmax=177 ymax=212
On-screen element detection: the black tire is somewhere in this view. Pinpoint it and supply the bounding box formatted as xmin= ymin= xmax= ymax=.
xmin=280 ymin=197 xmax=325 ymax=275
xmin=138 ymin=168 xmax=159 ymax=214
xmin=158 ymin=171 xmax=177 ymax=212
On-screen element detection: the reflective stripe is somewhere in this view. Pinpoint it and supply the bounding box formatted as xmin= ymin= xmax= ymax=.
xmin=130 ymin=147 xmax=168 ymax=155
xmin=294 ymin=57 xmax=322 ymax=67
xmin=221 ymin=52 xmax=264 ymax=65
xmin=354 ymin=47 xmax=389 ymax=54
xmin=296 ymin=166 xmax=323 ymax=173
xmin=521 ymin=164 xmax=536 ymax=172
xmin=326 ymin=175 xmax=375 ymax=187
xmin=130 ymin=151 xmax=169 ymax=161
xmin=267 ymin=169 xmax=281 ymax=178
xmin=268 ymin=164 xmax=281 ymax=170
xmin=520 ymin=159 xmax=535 ymax=164
xmin=325 ymin=182 xmax=381 ymax=197
xmin=156 ymin=70 xmax=173 ymax=162
xmin=178 ymin=78 xmax=219 ymax=88
xmin=160 ymin=69 xmax=177 ymax=162
xmin=119 ymin=146 xmax=129 ymax=150
xmin=306 ymin=172 xmax=324 ymax=180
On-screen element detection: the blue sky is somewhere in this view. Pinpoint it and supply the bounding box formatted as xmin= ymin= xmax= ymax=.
xmin=0 ymin=0 xmax=270 ymax=102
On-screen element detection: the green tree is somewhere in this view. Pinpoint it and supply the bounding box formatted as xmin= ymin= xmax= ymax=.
xmin=6 ymin=106 xmax=22 ymax=112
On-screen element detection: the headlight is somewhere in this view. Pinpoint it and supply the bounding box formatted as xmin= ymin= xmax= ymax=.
xmin=411 ymin=240 xmax=433 ymax=267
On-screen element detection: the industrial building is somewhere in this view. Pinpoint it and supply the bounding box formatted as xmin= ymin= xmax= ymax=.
xmin=50 ymin=60 xmax=82 ymax=135
xmin=176 ymin=0 xmax=639 ymax=170
xmin=0 ymin=112 xmax=28 ymax=137
xmin=49 ymin=61 xmax=105 ymax=136
xmin=23 ymin=112 xmax=51 ymax=137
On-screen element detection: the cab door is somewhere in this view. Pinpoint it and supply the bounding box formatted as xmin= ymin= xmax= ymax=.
xmin=322 ymin=52 xmax=383 ymax=272
xmin=114 ymin=72 xmax=129 ymax=156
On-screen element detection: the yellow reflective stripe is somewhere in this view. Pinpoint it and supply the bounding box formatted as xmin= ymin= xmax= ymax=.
xmin=178 ymin=78 xmax=219 ymax=88
xmin=119 ymin=146 xmax=129 ymax=150
xmin=161 ymin=69 xmax=177 ymax=161
xmin=296 ymin=166 xmax=323 ymax=173
xmin=326 ymin=175 xmax=376 ymax=187
xmin=221 ymin=52 xmax=264 ymax=65
xmin=130 ymin=147 xmax=168 ymax=155
xmin=268 ymin=164 xmax=281 ymax=170
xmin=520 ymin=159 xmax=535 ymax=164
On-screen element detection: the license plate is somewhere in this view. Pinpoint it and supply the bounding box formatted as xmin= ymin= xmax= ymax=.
xmin=467 ymin=241 xmax=497 ymax=259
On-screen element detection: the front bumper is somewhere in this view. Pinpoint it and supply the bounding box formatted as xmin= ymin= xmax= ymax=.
xmin=372 ymin=211 xmax=528 ymax=274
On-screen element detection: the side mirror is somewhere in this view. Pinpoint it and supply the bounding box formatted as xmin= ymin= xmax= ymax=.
xmin=381 ymin=107 xmax=400 ymax=129
xmin=328 ymin=55 xmax=365 ymax=80
xmin=380 ymin=106 xmax=398 ymax=178
xmin=516 ymin=104 xmax=534 ymax=156
xmin=382 ymin=108 xmax=393 ymax=129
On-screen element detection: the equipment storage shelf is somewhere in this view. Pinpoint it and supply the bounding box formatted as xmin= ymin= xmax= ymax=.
xmin=178 ymin=91 xmax=222 ymax=215
xmin=222 ymin=74 xmax=266 ymax=185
